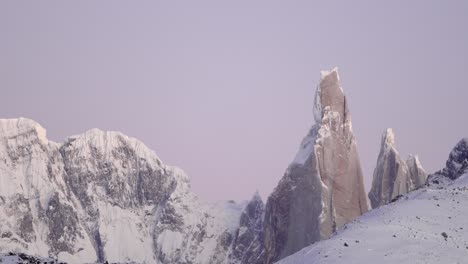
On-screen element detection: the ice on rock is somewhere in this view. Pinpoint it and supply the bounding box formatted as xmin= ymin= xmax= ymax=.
xmin=0 ymin=118 xmax=97 ymax=263
xmin=383 ymin=128 xmax=395 ymax=146
xmin=0 ymin=118 xmax=255 ymax=264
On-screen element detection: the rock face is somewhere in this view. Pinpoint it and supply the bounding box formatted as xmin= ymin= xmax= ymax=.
xmin=276 ymin=162 xmax=468 ymax=264
xmin=0 ymin=118 xmax=96 ymax=263
xmin=368 ymin=129 xmax=427 ymax=209
xmin=0 ymin=118 xmax=261 ymax=264
xmin=262 ymin=67 xmax=368 ymax=263
xmin=231 ymin=192 xmax=265 ymax=264
xmin=428 ymin=138 xmax=468 ymax=184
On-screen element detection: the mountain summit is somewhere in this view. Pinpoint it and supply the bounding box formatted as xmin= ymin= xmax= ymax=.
xmin=262 ymin=67 xmax=368 ymax=263
xmin=0 ymin=118 xmax=258 ymax=263
xmin=368 ymin=128 xmax=427 ymax=208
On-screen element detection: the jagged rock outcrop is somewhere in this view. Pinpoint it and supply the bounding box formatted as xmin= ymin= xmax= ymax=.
xmin=231 ymin=192 xmax=265 ymax=264
xmin=262 ymin=67 xmax=368 ymax=263
xmin=406 ymin=154 xmax=427 ymax=188
xmin=0 ymin=118 xmax=97 ymax=263
xmin=368 ymin=129 xmax=427 ymax=209
xmin=428 ymin=138 xmax=468 ymax=184
xmin=0 ymin=118 xmax=260 ymax=264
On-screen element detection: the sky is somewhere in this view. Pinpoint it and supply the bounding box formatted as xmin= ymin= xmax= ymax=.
xmin=1 ymin=1 xmax=467 ymax=203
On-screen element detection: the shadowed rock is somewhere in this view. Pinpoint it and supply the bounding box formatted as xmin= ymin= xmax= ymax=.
xmin=232 ymin=192 xmax=265 ymax=264
xmin=428 ymin=138 xmax=468 ymax=184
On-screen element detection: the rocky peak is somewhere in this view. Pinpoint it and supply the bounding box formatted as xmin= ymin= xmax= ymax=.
xmin=406 ymin=155 xmax=427 ymax=189
xmin=0 ymin=118 xmax=97 ymax=263
xmin=369 ymin=129 xmax=427 ymax=209
xmin=445 ymin=139 xmax=468 ymax=179
xmin=428 ymin=138 xmax=468 ymax=183
xmin=263 ymin=67 xmax=367 ymax=263
xmin=231 ymin=192 xmax=265 ymax=264
xmin=314 ymin=67 xmax=349 ymax=127
xmin=0 ymin=118 xmax=49 ymax=147
xmin=0 ymin=118 xmax=250 ymax=263
xmin=60 ymin=128 xmax=179 ymax=209
xmin=382 ymin=128 xmax=396 ymax=148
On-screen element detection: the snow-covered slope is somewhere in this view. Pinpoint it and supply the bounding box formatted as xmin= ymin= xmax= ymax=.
xmin=0 ymin=118 xmax=96 ymax=263
xmin=277 ymin=173 xmax=468 ymax=264
xmin=0 ymin=118 xmax=260 ymax=264
xmin=277 ymin=139 xmax=468 ymax=264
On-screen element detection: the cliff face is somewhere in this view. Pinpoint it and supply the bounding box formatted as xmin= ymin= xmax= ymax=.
xmin=0 ymin=118 xmax=97 ymax=263
xmin=277 ymin=138 xmax=468 ymax=264
xmin=368 ymin=129 xmax=427 ymax=209
xmin=0 ymin=118 xmax=259 ymax=264
xmin=262 ymin=67 xmax=368 ymax=263
xmin=427 ymin=138 xmax=468 ymax=184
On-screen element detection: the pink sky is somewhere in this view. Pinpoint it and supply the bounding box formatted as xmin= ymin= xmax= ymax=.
xmin=1 ymin=0 xmax=467 ymax=202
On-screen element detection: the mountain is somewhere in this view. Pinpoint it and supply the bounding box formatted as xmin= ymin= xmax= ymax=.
xmin=262 ymin=67 xmax=368 ymax=263
xmin=368 ymin=128 xmax=427 ymax=208
xmin=3 ymin=68 xmax=451 ymax=264
xmin=428 ymin=138 xmax=468 ymax=183
xmin=277 ymin=138 xmax=468 ymax=264
xmin=0 ymin=118 xmax=260 ymax=264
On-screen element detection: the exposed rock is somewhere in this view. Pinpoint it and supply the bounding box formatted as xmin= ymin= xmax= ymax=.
xmin=231 ymin=192 xmax=265 ymax=264
xmin=428 ymin=139 xmax=468 ymax=184
xmin=406 ymin=155 xmax=427 ymax=188
xmin=275 ymin=164 xmax=468 ymax=264
xmin=0 ymin=118 xmax=259 ymax=264
xmin=262 ymin=67 xmax=368 ymax=263
xmin=368 ymin=128 xmax=427 ymax=208
xmin=0 ymin=252 xmax=59 ymax=264
xmin=0 ymin=118 xmax=96 ymax=263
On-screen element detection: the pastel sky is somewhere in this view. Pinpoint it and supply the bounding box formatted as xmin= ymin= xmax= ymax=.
xmin=1 ymin=1 xmax=467 ymax=202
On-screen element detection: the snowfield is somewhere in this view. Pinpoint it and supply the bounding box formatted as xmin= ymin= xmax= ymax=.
xmin=277 ymin=173 xmax=468 ymax=264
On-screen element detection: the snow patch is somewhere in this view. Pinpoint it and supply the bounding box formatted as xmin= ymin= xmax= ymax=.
xmin=320 ymin=66 xmax=339 ymax=80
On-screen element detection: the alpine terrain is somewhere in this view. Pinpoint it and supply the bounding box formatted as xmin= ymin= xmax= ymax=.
xmin=0 ymin=68 xmax=464 ymax=264
xmin=277 ymin=138 xmax=468 ymax=264
xmin=0 ymin=118 xmax=261 ymax=263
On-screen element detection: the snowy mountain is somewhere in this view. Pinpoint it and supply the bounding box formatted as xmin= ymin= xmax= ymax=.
xmin=262 ymin=67 xmax=368 ymax=263
xmin=277 ymin=138 xmax=468 ymax=264
xmin=0 ymin=68 xmax=370 ymax=264
xmin=0 ymin=118 xmax=260 ymax=264
xmin=368 ymin=128 xmax=427 ymax=208
xmin=2 ymin=69 xmax=463 ymax=264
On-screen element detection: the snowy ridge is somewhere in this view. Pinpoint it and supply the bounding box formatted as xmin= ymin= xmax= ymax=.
xmin=292 ymin=125 xmax=318 ymax=165
xmin=0 ymin=118 xmax=255 ymax=264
